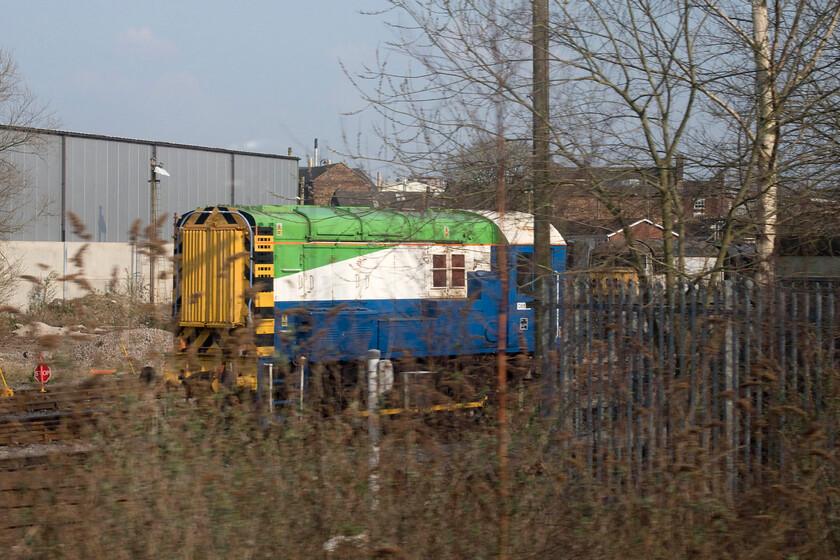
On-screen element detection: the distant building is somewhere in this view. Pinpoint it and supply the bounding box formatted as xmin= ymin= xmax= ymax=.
xmin=549 ymin=159 xmax=738 ymax=267
xmin=590 ymin=219 xmax=718 ymax=282
xmin=299 ymin=162 xmax=374 ymax=206
xmin=552 ymin=164 xmax=671 ymax=239
xmin=379 ymin=177 xmax=445 ymax=195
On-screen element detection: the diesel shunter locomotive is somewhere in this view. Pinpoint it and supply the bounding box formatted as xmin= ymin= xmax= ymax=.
xmin=171 ymin=205 xmax=566 ymax=392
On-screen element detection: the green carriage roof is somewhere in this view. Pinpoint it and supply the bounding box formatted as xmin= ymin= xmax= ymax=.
xmin=236 ymin=205 xmax=503 ymax=244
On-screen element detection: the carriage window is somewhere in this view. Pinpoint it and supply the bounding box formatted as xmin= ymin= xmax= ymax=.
xmin=432 ymin=254 xmax=447 ymax=287
xmin=451 ymin=254 xmax=465 ymax=287
xmin=432 ymin=253 xmax=466 ymax=289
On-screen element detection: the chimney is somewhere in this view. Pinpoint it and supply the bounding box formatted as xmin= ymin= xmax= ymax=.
xmin=314 ymin=138 xmax=318 ymax=168
xmin=377 ymin=172 xmax=382 ymax=187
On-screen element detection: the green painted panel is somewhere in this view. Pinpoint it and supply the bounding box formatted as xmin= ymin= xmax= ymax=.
xmin=355 ymin=210 xmax=411 ymax=239
xmin=297 ymin=206 xmax=363 ymax=238
xmin=233 ymin=205 xmax=504 ymax=278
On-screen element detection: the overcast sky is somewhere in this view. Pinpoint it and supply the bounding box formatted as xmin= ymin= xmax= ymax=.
xmin=1 ymin=0 xmax=393 ymax=174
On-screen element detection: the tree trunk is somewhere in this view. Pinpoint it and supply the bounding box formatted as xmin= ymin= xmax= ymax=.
xmin=752 ymin=0 xmax=778 ymax=284
xmin=532 ymin=0 xmax=554 ymax=385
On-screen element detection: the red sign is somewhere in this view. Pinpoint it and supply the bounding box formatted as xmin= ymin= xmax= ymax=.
xmin=34 ymin=364 xmax=51 ymax=384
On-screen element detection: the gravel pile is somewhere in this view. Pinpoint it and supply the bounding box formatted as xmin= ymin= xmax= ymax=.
xmin=72 ymin=328 xmax=174 ymax=369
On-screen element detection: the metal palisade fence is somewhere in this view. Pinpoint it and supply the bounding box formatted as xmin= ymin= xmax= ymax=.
xmin=556 ymin=277 xmax=839 ymax=497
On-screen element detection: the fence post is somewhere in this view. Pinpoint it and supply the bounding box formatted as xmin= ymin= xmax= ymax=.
xmin=724 ymin=281 xmax=735 ymax=499
xmin=367 ymin=349 xmax=381 ymax=502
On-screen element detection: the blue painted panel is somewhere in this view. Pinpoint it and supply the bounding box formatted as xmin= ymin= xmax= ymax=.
xmin=272 ymin=244 xmax=566 ymax=363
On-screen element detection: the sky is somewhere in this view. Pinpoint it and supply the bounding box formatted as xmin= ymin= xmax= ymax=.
xmin=1 ymin=0 xmax=394 ymax=175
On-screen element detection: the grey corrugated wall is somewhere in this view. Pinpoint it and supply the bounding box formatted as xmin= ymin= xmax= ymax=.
xmin=3 ymin=129 xmax=299 ymax=242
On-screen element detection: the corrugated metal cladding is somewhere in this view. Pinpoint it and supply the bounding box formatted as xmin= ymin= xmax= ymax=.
xmin=3 ymin=129 xmax=299 ymax=242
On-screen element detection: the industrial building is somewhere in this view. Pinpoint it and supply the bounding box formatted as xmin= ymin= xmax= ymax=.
xmin=1 ymin=127 xmax=299 ymax=307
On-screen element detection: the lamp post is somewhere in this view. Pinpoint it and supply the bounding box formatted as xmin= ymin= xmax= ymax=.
xmin=149 ymin=157 xmax=169 ymax=304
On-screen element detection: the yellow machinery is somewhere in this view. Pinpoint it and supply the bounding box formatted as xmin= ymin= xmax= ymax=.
xmin=1 ymin=367 xmax=13 ymax=398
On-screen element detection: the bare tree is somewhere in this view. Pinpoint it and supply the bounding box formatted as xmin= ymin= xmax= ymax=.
xmin=351 ymin=0 xmax=840 ymax=287
xmin=546 ymin=1 xmax=710 ymax=287
xmin=0 ymin=49 xmax=56 ymax=231
xmin=694 ymin=1 xmax=840 ymax=283
xmin=438 ymin=138 xmax=531 ymax=210
xmin=0 ymin=49 xmax=57 ymax=303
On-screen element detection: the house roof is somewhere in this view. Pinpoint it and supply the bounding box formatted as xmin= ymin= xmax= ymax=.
xmin=591 ymin=237 xmax=718 ymax=258
xmin=299 ymin=162 xmax=374 ymax=185
xmin=606 ymin=218 xmax=679 ymax=239
xmin=299 ymin=164 xmax=334 ymax=183
xmin=330 ymin=190 xmax=381 ymax=208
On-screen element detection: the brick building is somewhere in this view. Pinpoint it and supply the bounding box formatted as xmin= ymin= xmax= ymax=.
xmin=550 ymin=161 xmax=735 ymax=268
xmin=299 ymin=162 xmax=374 ymax=206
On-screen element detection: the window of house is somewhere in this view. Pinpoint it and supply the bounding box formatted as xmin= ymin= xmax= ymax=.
xmin=694 ymin=198 xmax=706 ymax=217
xmin=652 ymin=256 xmax=668 ymax=275
xmin=432 ymin=252 xmax=466 ymax=290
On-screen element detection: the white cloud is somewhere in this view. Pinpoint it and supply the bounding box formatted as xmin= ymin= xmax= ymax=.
xmin=228 ymin=140 xmax=266 ymax=152
xmin=115 ymin=27 xmax=177 ymax=59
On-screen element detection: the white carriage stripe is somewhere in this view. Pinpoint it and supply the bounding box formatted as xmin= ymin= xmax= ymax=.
xmin=274 ymin=244 xmax=493 ymax=302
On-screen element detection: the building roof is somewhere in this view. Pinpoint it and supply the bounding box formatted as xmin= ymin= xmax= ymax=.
xmin=606 ymin=218 xmax=679 ymax=239
xmin=592 ymin=237 xmax=718 ymax=258
xmin=299 ymin=162 xmax=374 ymax=185
xmin=380 ymin=179 xmax=445 ymax=194
xmin=330 ymin=190 xmax=381 ymax=208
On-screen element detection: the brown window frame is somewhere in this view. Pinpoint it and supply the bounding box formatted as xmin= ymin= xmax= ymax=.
xmin=431 ymin=252 xmax=467 ymax=291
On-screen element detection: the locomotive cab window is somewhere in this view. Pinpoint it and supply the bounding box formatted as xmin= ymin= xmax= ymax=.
xmin=431 ymin=252 xmax=467 ymax=296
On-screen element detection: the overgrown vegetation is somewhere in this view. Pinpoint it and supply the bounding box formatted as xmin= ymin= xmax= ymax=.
xmin=2 ymin=273 xmax=840 ymax=558
xmin=20 ymin=291 xmax=166 ymax=331
xmin=2 ymin=366 xmax=838 ymax=559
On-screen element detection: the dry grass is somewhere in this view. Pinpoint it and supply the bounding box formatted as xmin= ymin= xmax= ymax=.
xmin=1 ymin=377 xmax=838 ymax=559
xmin=0 ymin=246 xmax=837 ymax=557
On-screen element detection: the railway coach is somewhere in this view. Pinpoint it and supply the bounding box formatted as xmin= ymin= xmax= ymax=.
xmin=171 ymin=205 xmax=566 ymax=391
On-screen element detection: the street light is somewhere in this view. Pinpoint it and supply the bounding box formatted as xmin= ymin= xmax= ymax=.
xmin=149 ymin=156 xmax=169 ymax=304
xmin=152 ymin=161 xmax=170 ymax=177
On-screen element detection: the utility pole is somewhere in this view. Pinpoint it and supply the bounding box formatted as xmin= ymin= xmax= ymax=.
xmin=149 ymin=158 xmax=158 ymax=304
xmin=149 ymin=154 xmax=169 ymax=304
xmin=532 ymin=0 xmax=555 ymax=390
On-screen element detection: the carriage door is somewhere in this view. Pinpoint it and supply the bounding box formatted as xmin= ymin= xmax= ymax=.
xmin=510 ymin=248 xmax=535 ymax=350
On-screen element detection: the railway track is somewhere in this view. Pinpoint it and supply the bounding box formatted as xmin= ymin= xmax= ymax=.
xmin=0 ymin=376 xmax=140 ymax=445
xmin=0 ymin=377 xmax=143 ymax=537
